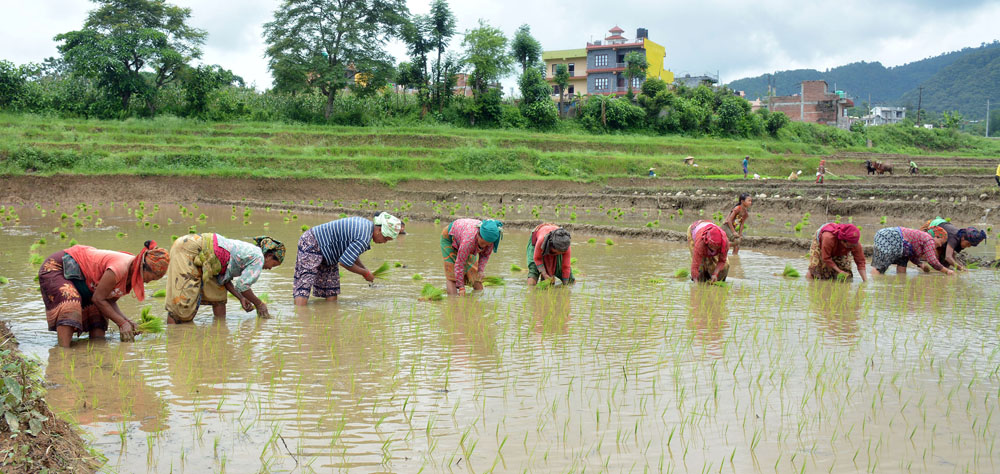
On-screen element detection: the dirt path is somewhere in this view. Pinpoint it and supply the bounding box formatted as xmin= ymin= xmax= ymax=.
xmin=0 ymin=321 xmax=101 ymax=473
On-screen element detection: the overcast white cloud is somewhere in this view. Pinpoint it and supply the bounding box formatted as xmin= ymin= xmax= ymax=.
xmin=2 ymin=0 xmax=997 ymax=91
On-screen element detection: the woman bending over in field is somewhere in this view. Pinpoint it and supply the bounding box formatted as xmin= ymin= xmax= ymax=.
xmin=871 ymin=226 xmax=954 ymax=276
xmin=441 ymin=218 xmax=503 ymax=296
xmin=165 ymin=234 xmax=284 ymax=322
xmin=526 ymin=223 xmax=574 ymax=286
xmin=806 ymin=223 xmax=867 ymax=282
xmin=39 ymin=241 xmax=169 ymax=347
xmin=919 ymin=218 xmax=987 ymax=271
xmin=687 ymin=220 xmax=729 ymax=283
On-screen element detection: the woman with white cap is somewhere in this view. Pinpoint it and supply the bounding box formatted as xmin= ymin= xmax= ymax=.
xmin=292 ymin=213 xmax=402 ymax=304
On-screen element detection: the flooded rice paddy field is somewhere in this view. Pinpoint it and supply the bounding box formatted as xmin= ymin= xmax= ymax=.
xmin=1 ymin=202 xmax=1000 ymax=473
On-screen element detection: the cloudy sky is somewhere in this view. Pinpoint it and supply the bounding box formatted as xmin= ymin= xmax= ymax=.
xmin=3 ymin=0 xmax=998 ymax=91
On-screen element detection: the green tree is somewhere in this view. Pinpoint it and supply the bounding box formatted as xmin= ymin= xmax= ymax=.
xmin=0 ymin=60 xmax=26 ymax=108
xmin=263 ymin=0 xmax=408 ymax=120
xmin=941 ymin=110 xmax=963 ymax=129
xmin=765 ymin=110 xmax=790 ymax=136
xmin=463 ymin=20 xmax=513 ymax=98
xmin=716 ymin=95 xmax=750 ymax=135
xmin=623 ymin=51 xmax=648 ymax=99
xmin=509 ymin=24 xmax=542 ymax=74
xmin=428 ymin=0 xmax=457 ymax=112
xmin=181 ymin=64 xmax=242 ymax=118
xmin=519 ymin=65 xmax=557 ymax=129
xmin=54 ymin=0 xmax=207 ymax=115
xmin=401 ymin=14 xmax=433 ymax=115
xmin=553 ymin=63 xmax=570 ymax=118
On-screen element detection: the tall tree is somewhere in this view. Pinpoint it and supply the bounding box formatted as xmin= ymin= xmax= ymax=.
xmin=553 ymin=63 xmax=570 ymax=118
xmin=428 ymin=0 xmax=457 ymax=111
xmin=401 ymin=14 xmax=433 ymax=115
xmin=623 ymin=51 xmax=648 ymax=98
xmin=462 ymin=20 xmax=513 ymax=98
xmin=510 ymin=24 xmax=542 ymax=74
xmin=55 ymin=0 xmax=206 ymax=115
xmin=263 ymin=0 xmax=408 ymax=120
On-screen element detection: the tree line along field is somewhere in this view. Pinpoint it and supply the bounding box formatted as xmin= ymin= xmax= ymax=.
xmin=2 ymin=114 xmax=1000 ymax=183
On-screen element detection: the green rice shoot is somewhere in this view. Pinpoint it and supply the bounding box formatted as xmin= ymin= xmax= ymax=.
xmin=152 ymin=289 xmax=166 ymax=298
xmin=605 ymin=238 xmax=615 ymax=246
xmin=648 ymin=277 xmax=665 ymax=284
xmin=510 ymin=264 xmax=523 ymax=272
xmin=138 ymin=307 xmax=165 ymax=334
xmin=419 ymin=284 xmax=445 ymax=301
xmin=482 ymin=276 xmax=505 ymax=286
xmin=371 ymin=262 xmax=391 ymax=279
xmin=782 ymin=264 xmax=800 ymax=278
xmin=412 ymin=273 xmax=423 ymax=280
xmin=536 ymin=279 xmax=552 ymax=290
xmin=674 ymin=268 xmax=690 ymax=278
xmin=0 ymin=276 xmax=8 ymax=285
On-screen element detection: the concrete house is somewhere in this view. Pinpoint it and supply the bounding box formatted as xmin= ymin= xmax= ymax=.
xmin=768 ymin=80 xmax=854 ymax=129
xmin=543 ymin=48 xmax=588 ymax=99
xmin=585 ymin=26 xmax=672 ymax=96
xmin=863 ymin=106 xmax=906 ymax=126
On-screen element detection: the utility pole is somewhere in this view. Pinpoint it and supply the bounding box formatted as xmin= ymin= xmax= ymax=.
xmin=916 ymin=87 xmax=923 ymax=126
xmin=987 ymin=99 xmax=991 ymax=137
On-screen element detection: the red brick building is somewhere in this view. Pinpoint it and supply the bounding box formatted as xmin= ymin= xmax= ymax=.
xmin=768 ymin=80 xmax=853 ymax=129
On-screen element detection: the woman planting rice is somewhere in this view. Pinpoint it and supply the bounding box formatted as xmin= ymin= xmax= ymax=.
xmin=165 ymin=234 xmax=284 ymax=322
xmin=38 ymin=241 xmax=169 ymax=347
xmin=871 ymin=226 xmax=955 ymax=276
xmin=919 ymin=218 xmax=987 ymax=271
xmin=442 ymin=218 xmax=503 ymax=296
xmin=723 ymin=194 xmax=752 ymax=255
xmin=293 ymin=213 xmax=401 ymax=305
xmin=526 ymin=223 xmax=574 ymax=286
xmin=806 ymin=223 xmax=867 ymax=282
xmin=687 ymin=220 xmax=730 ymax=283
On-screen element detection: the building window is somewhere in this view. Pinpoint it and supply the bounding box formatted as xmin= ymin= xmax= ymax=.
xmin=594 ymin=78 xmax=608 ymax=90
xmin=632 ymin=77 xmax=642 ymax=89
xmin=595 ymin=55 xmax=608 ymax=67
xmin=617 ymin=76 xmax=625 ymax=88
xmin=568 ymin=85 xmax=574 ymax=95
xmin=552 ymin=85 xmax=559 ymax=95
xmin=552 ymin=64 xmax=558 ymax=76
xmin=568 ymin=63 xmax=575 ymax=76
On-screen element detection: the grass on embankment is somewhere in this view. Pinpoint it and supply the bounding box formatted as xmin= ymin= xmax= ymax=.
xmin=1 ymin=114 xmax=997 ymax=183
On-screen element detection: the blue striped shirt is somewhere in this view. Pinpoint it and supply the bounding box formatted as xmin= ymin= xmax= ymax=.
xmin=312 ymin=217 xmax=373 ymax=267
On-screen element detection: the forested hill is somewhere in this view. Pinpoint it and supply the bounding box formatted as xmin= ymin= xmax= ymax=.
xmin=727 ymin=41 xmax=1000 ymax=119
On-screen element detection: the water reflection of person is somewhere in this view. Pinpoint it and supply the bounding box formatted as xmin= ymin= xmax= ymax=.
xmin=528 ymin=287 xmax=572 ymax=336
xmin=808 ymin=280 xmax=862 ymax=344
xmin=44 ymin=346 xmax=169 ymax=432
xmin=687 ymin=284 xmax=729 ymax=355
xmin=439 ymin=297 xmax=499 ymax=364
xmin=164 ymin=318 xmax=249 ymax=402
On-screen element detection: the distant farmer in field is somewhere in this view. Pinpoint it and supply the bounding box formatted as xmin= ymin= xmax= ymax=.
xmin=293 ymin=214 xmax=401 ymax=305
xmin=442 ymin=218 xmax=503 ymax=296
xmin=742 ymin=156 xmax=749 ymax=179
xmin=687 ymin=220 xmax=730 ymax=283
xmin=527 ymin=223 xmax=574 ymax=286
xmin=816 ymin=160 xmax=827 ymax=184
xmin=723 ymin=193 xmax=751 ymax=255
xmin=39 ymin=241 xmax=169 ymax=347
xmin=909 ymin=161 xmax=919 ymax=174
xmin=919 ymin=217 xmax=987 ymax=271
xmin=648 ymin=167 xmax=656 ymax=177
xmin=806 ymin=223 xmax=867 ymax=282
xmin=165 ymin=234 xmax=284 ymax=322
xmin=995 ymin=162 xmax=1000 ymax=186
xmin=871 ymin=226 xmax=954 ymax=276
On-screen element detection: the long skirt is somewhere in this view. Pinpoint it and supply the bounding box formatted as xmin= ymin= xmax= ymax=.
xmin=293 ymin=229 xmax=341 ymax=298
xmin=872 ymin=227 xmax=909 ymax=273
xmin=165 ymin=234 xmax=228 ymax=322
xmin=687 ymin=221 xmax=729 ymax=282
xmin=38 ymin=251 xmax=107 ymax=334
xmin=440 ymin=225 xmax=479 ymax=285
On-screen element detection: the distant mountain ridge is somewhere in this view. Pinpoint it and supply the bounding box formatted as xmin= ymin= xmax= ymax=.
xmin=727 ymin=41 xmax=1000 ymax=119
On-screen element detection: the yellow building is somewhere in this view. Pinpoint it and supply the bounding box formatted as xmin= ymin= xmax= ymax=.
xmin=641 ymin=38 xmax=674 ymax=84
xmin=542 ymin=48 xmax=588 ymax=99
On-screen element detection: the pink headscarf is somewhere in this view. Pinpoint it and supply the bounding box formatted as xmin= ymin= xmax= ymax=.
xmin=704 ymin=225 xmax=729 ymax=256
xmin=821 ymin=223 xmax=860 ymax=244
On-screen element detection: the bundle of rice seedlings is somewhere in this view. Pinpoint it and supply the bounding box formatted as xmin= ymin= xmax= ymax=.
xmin=137 ymin=307 xmax=165 ymax=334
xmin=412 ymin=274 xmax=423 ymax=281
xmin=647 ymin=277 xmax=665 ymax=284
xmin=967 ymin=263 xmax=979 ymax=269
xmin=674 ymin=268 xmax=690 ymax=279
xmin=510 ymin=264 xmax=523 ymax=272
xmin=570 ymin=257 xmax=578 ymax=265
xmin=482 ymin=276 xmax=505 ymax=286
xmin=0 ymin=276 xmax=9 ymax=285
xmin=419 ymin=284 xmax=445 ymax=301
xmin=605 ymin=238 xmax=615 ymax=246
xmin=536 ymin=279 xmax=552 ymax=290
xmin=782 ymin=264 xmax=800 ymax=278
xmin=259 ymin=293 xmax=271 ymax=303
xmin=152 ymin=289 xmax=166 ymax=298
xmin=371 ymin=262 xmax=391 ymax=279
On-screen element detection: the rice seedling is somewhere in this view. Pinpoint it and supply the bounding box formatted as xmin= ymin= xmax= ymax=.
xmin=137 ymin=307 xmax=165 ymax=334
xmin=394 ymin=262 xmax=403 ymax=268
xmin=116 ymin=232 xmax=125 ymax=239
xmin=674 ymin=268 xmax=690 ymax=278
xmin=511 ymin=264 xmax=523 ymax=272
xmin=0 ymin=276 xmax=8 ymax=284
xmin=419 ymin=284 xmax=445 ymax=301
xmin=412 ymin=274 xmax=423 ymax=280
xmin=605 ymin=238 xmax=614 ymax=246
xmin=29 ymin=254 xmax=44 ymax=265
xmin=588 ymin=238 xmax=596 ymax=244
xmin=647 ymin=277 xmax=665 ymax=284
xmin=152 ymin=289 xmax=166 ymax=298
xmin=535 ymin=279 xmax=552 ymax=289
xmin=782 ymin=264 xmax=800 ymax=278
xmin=482 ymin=276 xmax=505 ymax=286
xmin=259 ymin=293 xmax=271 ymax=303
xmin=371 ymin=262 xmax=391 ymax=279
xmin=300 ymin=225 xmax=309 ymax=231
xmin=60 ymin=232 xmax=68 ymax=240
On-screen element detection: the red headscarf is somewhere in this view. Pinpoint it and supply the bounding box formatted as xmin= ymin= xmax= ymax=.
xmin=130 ymin=240 xmax=169 ymax=301
xmin=927 ymin=226 xmax=946 ymax=240
xmin=704 ymin=225 xmax=729 ymax=256
xmin=821 ymin=223 xmax=860 ymax=244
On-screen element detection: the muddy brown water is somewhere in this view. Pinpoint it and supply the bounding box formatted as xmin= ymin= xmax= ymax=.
xmin=2 ymin=202 xmax=1000 ymax=472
